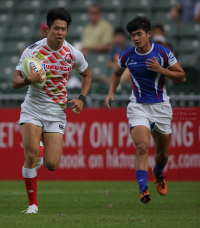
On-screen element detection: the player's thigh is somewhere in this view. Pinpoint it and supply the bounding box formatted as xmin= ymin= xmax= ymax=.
xmin=151 ymin=130 xmax=171 ymax=153
xmin=130 ymin=125 xmax=150 ymax=149
xmin=21 ymin=123 xmax=43 ymax=156
xmin=42 ymin=132 xmax=63 ymax=164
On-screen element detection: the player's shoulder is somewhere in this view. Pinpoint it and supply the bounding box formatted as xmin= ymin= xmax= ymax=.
xmin=63 ymin=40 xmax=86 ymax=64
xmin=153 ymin=42 xmax=171 ymax=54
xmin=153 ymin=42 xmax=177 ymax=65
xmin=64 ymin=40 xmax=84 ymax=56
xmin=120 ymin=46 xmax=135 ymax=58
xmin=21 ymin=39 xmax=45 ymax=56
xmin=63 ymin=39 xmax=74 ymax=50
xmin=27 ymin=38 xmax=46 ymax=50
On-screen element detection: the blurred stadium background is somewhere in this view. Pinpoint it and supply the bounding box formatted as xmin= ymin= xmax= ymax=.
xmin=0 ymin=0 xmax=199 ymax=107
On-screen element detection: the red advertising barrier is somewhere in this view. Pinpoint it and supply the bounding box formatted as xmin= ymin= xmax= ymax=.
xmin=0 ymin=107 xmax=199 ymax=180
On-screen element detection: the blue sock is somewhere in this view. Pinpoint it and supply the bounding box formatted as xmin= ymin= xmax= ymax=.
xmin=154 ymin=163 xmax=165 ymax=177
xmin=136 ymin=170 xmax=148 ymax=193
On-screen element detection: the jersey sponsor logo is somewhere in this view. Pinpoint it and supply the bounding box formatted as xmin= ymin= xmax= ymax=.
xmin=128 ymin=60 xmax=137 ymax=65
xmin=64 ymin=54 xmax=75 ymax=66
xmin=150 ymin=56 xmax=160 ymax=61
xmin=59 ymin=124 xmax=64 ymax=130
xmin=28 ymin=43 xmax=38 ymax=49
xmin=128 ymin=62 xmax=137 ymax=65
xmin=41 ymin=63 xmax=72 ymax=72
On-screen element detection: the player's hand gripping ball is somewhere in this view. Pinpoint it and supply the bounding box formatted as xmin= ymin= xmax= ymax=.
xmin=21 ymin=57 xmax=46 ymax=89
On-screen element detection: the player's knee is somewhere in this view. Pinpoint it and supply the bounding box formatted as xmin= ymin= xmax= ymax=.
xmin=136 ymin=142 xmax=149 ymax=157
xmin=157 ymin=151 xmax=168 ymax=161
xmin=45 ymin=161 xmax=58 ymax=171
xmin=25 ymin=149 xmax=38 ymax=166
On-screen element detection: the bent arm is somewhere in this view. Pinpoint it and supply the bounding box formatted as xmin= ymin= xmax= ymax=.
xmin=12 ymin=67 xmax=45 ymax=89
xmin=108 ymin=65 xmax=125 ymax=95
xmin=79 ymin=66 xmax=92 ymax=97
xmin=12 ymin=70 xmax=27 ymax=89
xmin=120 ymin=68 xmax=131 ymax=83
xmin=161 ymin=62 xmax=186 ymax=83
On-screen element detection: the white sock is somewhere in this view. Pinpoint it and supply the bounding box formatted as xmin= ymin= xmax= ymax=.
xmin=41 ymin=157 xmax=44 ymax=166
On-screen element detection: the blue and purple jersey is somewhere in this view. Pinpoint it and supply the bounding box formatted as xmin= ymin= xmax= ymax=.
xmin=118 ymin=42 xmax=177 ymax=103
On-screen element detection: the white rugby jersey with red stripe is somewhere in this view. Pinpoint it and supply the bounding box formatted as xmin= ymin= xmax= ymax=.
xmin=16 ymin=38 xmax=88 ymax=114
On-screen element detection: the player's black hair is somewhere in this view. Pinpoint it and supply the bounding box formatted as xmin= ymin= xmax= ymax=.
xmin=114 ymin=28 xmax=126 ymax=36
xmin=126 ymin=15 xmax=151 ymax=34
xmin=46 ymin=7 xmax=72 ymax=28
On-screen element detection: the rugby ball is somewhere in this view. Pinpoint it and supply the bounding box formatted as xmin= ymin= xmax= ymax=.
xmin=21 ymin=57 xmax=46 ymax=89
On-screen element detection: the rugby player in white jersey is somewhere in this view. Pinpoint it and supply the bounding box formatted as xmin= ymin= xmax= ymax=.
xmin=12 ymin=8 xmax=92 ymax=213
xmin=105 ymin=16 xmax=186 ymax=203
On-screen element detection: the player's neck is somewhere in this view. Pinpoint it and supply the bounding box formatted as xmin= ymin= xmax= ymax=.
xmin=136 ymin=42 xmax=151 ymax=54
xmin=47 ymin=39 xmax=63 ymax=51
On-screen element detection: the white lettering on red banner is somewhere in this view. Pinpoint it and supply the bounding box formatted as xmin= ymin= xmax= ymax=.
xmin=0 ymin=108 xmax=199 ymax=180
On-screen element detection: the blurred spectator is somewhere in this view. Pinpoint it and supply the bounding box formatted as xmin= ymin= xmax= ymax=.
xmin=193 ymin=0 xmax=200 ymax=22
xmin=32 ymin=21 xmax=48 ymax=44
xmin=170 ymin=0 xmax=198 ymax=24
xmin=152 ymin=34 xmax=168 ymax=48
xmin=21 ymin=21 xmax=48 ymax=54
xmin=81 ymin=5 xmax=114 ymax=54
xmin=97 ymin=28 xmax=131 ymax=83
xmin=107 ymin=28 xmax=132 ymax=68
xmin=38 ymin=21 xmax=48 ymax=39
xmin=152 ymin=24 xmax=165 ymax=36
xmin=152 ymin=24 xmax=174 ymax=53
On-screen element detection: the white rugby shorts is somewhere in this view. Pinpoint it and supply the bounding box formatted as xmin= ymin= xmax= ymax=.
xmin=17 ymin=106 xmax=66 ymax=135
xmin=127 ymin=102 xmax=172 ymax=135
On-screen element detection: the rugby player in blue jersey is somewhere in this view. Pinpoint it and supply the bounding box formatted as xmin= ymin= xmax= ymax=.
xmin=105 ymin=16 xmax=185 ymax=203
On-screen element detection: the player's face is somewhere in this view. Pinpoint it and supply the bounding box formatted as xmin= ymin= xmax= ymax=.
xmin=130 ymin=29 xmax=151 ymax=48
xmin=47 ymin=19 xmax=68 ymax=45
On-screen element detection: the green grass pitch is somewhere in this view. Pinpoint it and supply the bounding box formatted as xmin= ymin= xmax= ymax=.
xmin=0 ymin=181 xmax=199 ymax=228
